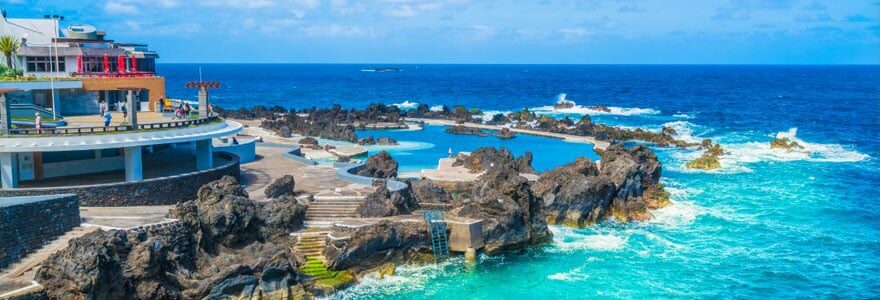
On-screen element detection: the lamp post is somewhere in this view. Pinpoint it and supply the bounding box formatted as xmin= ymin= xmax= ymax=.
xmin=44 ymin=14 xmax=63 ymax=120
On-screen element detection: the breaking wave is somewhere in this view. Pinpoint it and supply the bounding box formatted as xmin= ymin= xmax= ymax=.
xmin=531 ymin=93 xmax=661 ymax=116
xmin=332 ymin=258 xmax=465 ymax=299
xmin=549 ymin=226 xmax=628 ymax=252
xmin=429 ymin=105 xmax=445 ymax=112
xmin=391 ymin=100 xmax=418 ymax=109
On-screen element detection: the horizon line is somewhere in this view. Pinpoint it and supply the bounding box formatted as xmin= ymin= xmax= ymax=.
xmin=156 ymin=62 xmax=880 ymax=66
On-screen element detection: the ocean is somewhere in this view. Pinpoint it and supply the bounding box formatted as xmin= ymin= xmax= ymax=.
xmin=160 ymin=64 xmax=880 ymax=299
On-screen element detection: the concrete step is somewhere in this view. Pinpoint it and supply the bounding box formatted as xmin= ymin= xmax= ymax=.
xmin=0 ymin=226 xmax=99 ymax=280
xmin=312 ymin=196 xmax=366 ymax=201
xmin=306 ymin=214 xmax=359 ymax=218
xmin=303 ymin=221 xmax=335 ymax=229
xmin=307 ymin=206 xmax=360 ymax=210
xmin=308 ymin=203 xmax=362 ymax=207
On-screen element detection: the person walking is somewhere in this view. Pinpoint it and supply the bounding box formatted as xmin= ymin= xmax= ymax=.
xmin=122 ymin=102 xmax=128 ymax=119
xmin=164 ymin=98 xmax=172 ymax=112
xmin=34 ymin=112 xmax=42 ymax=134
xmin=103 ymin=111 xmax=112 ymax=127
xmin=99 ymin=100 xmax=107 ymax=117
xmin=174 ymin=107 xmax=183 ymax=120
xmin=206 ymin=103 xmax=214 ymax=117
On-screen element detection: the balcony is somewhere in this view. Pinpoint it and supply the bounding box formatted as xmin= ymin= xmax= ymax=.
xmin=72 ymin=71 xmax=157 ymax=78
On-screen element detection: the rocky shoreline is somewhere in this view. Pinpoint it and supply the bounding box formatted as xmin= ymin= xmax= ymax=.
xmin=24 ymin=102 xmax=680 ymax=299
xmin=218 ymin=102 xmax=693 ymax=148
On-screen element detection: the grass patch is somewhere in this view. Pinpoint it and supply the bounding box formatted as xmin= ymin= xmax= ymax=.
xmin=300 ymin=257 xmax=355 ymax=289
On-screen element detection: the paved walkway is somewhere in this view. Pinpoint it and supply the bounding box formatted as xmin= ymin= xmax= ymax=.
xmin=241 ymin=145 xmax=374 ymax=201
xmin=407 ymin=118 xmax=610 ymax=151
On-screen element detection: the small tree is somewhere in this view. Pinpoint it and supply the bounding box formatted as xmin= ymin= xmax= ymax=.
xmin=0 ymin=35 xmax=20 ymax=70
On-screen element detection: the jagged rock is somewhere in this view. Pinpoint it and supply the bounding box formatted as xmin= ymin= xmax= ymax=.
xmin=262 ymin=196 xmax=308 ymax=242
xmin=770 ymin=137 xmax=804 ymax=150
xmin=451 ymin=163 xmax=552 ymax=254
xmin=325 ymin=221 xmax=431 ymax=272
xmin=408 ymin=179 xmax=453 ymax=204
xmin=587 ymin=105 xmax=611 ymax=112
xmin=532 ymin=157 xmax=617 ymax=227
xmin=356 ymin=151 xmax=398 ymax=179
xmin=357 ymin=136 xmax=399 ymax=146
xmin=662 ymin=126 xmax=677 ymax=135
xmin=357 ymin=185 xmax=417 ymax=217
xmin=264 ymin=175 xmax=296 ymax=199
xmin=452 ymin=147 xmax=534 ymax=174
xmin=685 ymin=154 xmax=721 ymax=170
xmin=445 ymin=125 xmax=487 ymax=136
xmin=495 ymin=128 xmax=515 ymax=139
xmin=599 ymin=144 xmax=668 ymax=221
xmin=37 ymin=176 xmax=308 ymax=299
xmin=299 ymin=137 xmax=319 ymax=146
xmin=173 ymin=176 xmax=263 ymax=251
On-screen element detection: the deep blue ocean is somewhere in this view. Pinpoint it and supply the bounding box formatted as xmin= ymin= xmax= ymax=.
xmin=161 ymin=64 xmax=880 ymax=299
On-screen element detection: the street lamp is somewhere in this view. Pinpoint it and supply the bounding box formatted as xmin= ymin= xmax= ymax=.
xmin=44 ymin=14 xmax=63 ymax=120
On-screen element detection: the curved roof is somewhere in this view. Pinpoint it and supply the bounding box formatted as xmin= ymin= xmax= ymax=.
xmin=0 ymin=120 xmax=242 ymax=153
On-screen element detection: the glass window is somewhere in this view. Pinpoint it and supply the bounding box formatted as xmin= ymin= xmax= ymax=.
xmin=25 ymin=56 xmax=65 ymax=72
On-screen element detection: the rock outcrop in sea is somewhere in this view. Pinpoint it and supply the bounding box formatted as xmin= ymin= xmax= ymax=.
xmin=36 ymin=176 xmax=308 ymax=299
xmin=770 ymin=137 xmax=804 ymax=150
xmin=495 ymin=128 xmax=515 ymax=139
xmin=451 ymin=158 xmax=552 ymax=254
xmin=445 ymin=125 xmax=488 ymax=136
xmin=533 ymin=144 xmax=671 ymax=226
xmin=686 ymin=139 xmax=725 ymax=170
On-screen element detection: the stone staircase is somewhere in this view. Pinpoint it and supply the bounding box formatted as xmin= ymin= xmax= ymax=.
xmin=291 ymin=231 xmax=330 ymax=263
xmin=304 ymin=195 xmax=364 ymax=228
xmin=0 ymin=226 xmax=98 ymax=281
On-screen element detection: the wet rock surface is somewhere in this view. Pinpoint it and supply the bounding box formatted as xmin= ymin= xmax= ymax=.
xmin=495 ymin=128 xmax=516 ymax=139
xmin=356 ymin=151 xmax=398 ymax=179
xmin=325 ymin=221 xmax=431 ymax=272
xmin=36 ymin=176 xmax=308 ymax=299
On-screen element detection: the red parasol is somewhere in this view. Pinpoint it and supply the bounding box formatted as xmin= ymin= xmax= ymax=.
xmin=103 ymin=54 xmax=109 ymax=74
xmin=117 ymin=55 xmax=125 ymax=73
xmin=76 ymin=55 xmax=83 ymax=73
xmin=130 ymin=56 xmax=137 ymax=73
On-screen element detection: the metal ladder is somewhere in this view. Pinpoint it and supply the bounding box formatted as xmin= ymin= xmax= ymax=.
xmin=423 ymin=209 xmax=450 ymax=258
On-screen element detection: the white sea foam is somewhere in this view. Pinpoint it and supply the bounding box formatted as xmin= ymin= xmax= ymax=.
xmin=724 ymin=128 xmax=868 ymax=164
xmin=650 ymin=200 xmax=701 ymax=227
xmin=530 ymin=94 xmax=661 ymax=116
xmin=550 ymin=226 xmax=628 ymax=252
xmin=548 ymin=267 xmax=590 ymax=282
xmin=671 ymin=127 xmax=869 ymax=174
xmin=673 ymin=112 xmax=696 ymax=119
xmin=391 ymin=100 xmax=418 ymax=109
xmin=429 ymin=105 xmax=445 ymax=112
xmin=661 ymin=121 xmax=703 ymax=144
xmin=479 ymin=110 xmax=512 ymax=123
xmin=331 ymin=258 xmax=464 ymax=299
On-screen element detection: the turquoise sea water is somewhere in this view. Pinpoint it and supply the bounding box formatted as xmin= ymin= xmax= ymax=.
xmin=160 ymin=64 xmax=879 ymax=298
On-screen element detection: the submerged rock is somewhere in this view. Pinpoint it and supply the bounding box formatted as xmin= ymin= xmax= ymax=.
xmin=770 ymin=137 xmax=804 ymax=150
xmin=445 ymin=125 xmax=487 ymax=136
xmin=356 ymin=151 xmax=398 ymax=179
xmin=357 ymin=136 xmax=399 ymax=146
xmin=495 ymin=128 xmax=515 ymax=139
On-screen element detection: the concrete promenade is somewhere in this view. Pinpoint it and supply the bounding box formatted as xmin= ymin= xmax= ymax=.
xmin=406 ymin=117 xmax=610 ymax=151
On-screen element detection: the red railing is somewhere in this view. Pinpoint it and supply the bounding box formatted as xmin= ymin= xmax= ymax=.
xmin=73 ymin=71 xmax=157 ymax=78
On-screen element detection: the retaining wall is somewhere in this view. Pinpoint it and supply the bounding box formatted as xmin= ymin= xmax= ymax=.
xmin=0 ymin=152 xmax=240 ymax=206
xmin=0 ymin=194 xmax=80 ymax=269
xmin=335 ymin=163 xmax=408 ymax=192
xmin=215 ymin=138 xmax=257 ymax=163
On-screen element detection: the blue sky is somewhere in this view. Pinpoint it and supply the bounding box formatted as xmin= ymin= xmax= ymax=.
xmin=3 ymin=0 xmax=878 ymax=64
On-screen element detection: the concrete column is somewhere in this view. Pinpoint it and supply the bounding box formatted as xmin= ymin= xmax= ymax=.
xmin=198 ymin=87 xmax=208 ymax=118
xmin=1 ymin=152 xmax=20 ymax=188
xmin=0 ymin=93 xmax=10 ymax=135
xmin=126 ymin=90 xmax=138 ymax=128
xmin=124 ymin=146 xmax=143 ymax=182
xmin=195 ymin=139 xmax=213 ymax=170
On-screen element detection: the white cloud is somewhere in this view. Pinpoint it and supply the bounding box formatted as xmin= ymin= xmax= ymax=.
xmin=301 ymin=24 xmax=379 ymax=38
xmin=465 ymin=25 xmax=497 ymax=40
xmin=559 ymin=27 xmax=592 ymax=39
xmin=104 ymin=1 xmax=138 ymax=14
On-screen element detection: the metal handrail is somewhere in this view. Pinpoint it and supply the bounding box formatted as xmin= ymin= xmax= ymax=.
xmin=7 ymin=116 xmax=220 ymax=135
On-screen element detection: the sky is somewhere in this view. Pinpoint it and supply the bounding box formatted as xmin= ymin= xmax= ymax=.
xmin=1 ymin=0 xmax=878 ymax=64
